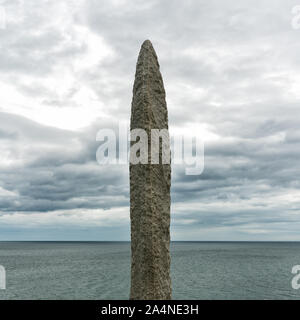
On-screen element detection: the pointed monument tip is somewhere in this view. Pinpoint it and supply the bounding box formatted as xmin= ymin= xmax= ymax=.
xmin=141 ymin=40 xmax=155 ymax=51
xmin=140 ymin=40 xmax=157 ymax=59
xmin=142 ymin=39 xmax=153 ymax=47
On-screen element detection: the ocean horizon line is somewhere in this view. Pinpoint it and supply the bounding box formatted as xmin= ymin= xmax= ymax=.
xmin=0 ymin=240 xmax=300 ymax=243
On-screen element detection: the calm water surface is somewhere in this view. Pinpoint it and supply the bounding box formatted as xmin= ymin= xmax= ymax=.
xmin=0 ymin=241 xmax=299 ymax=300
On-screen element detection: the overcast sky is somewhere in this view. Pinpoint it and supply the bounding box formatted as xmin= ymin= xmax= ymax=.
xmin=1 ymin=0 xmax=300 ymax=240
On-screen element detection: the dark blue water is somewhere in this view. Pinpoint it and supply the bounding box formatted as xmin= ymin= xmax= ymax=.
xmin=0 ymin=241 xmax=299 ymax=299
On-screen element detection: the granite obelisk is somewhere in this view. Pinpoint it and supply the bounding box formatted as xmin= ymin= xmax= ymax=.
xmin=130 ymin=40 xmax=171 ymax=300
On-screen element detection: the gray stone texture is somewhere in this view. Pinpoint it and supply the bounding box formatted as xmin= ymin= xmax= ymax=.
xmin=130 ymin=40 xmax=172 ymax=300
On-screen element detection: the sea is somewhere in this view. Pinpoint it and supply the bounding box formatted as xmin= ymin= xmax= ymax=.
xmin=0 ymin=241 xmax=299 ymax=300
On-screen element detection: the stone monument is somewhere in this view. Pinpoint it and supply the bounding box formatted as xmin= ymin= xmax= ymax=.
xmin=130 ymin=40 xmax=172 ymax=300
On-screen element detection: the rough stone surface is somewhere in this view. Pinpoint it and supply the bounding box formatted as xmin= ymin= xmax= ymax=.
xmin=130 ymin=40 xmax=172 ymax=300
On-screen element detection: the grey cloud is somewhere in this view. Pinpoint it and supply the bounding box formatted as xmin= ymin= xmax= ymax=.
xmin=0 ymin=112 xmax=128 ymax=214
xmin=1 ymin=0 xmax=300 ymax=239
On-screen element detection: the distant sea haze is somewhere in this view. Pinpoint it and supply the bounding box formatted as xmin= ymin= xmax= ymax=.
xmin=0 ymin=241 xmax=300 ymax=300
